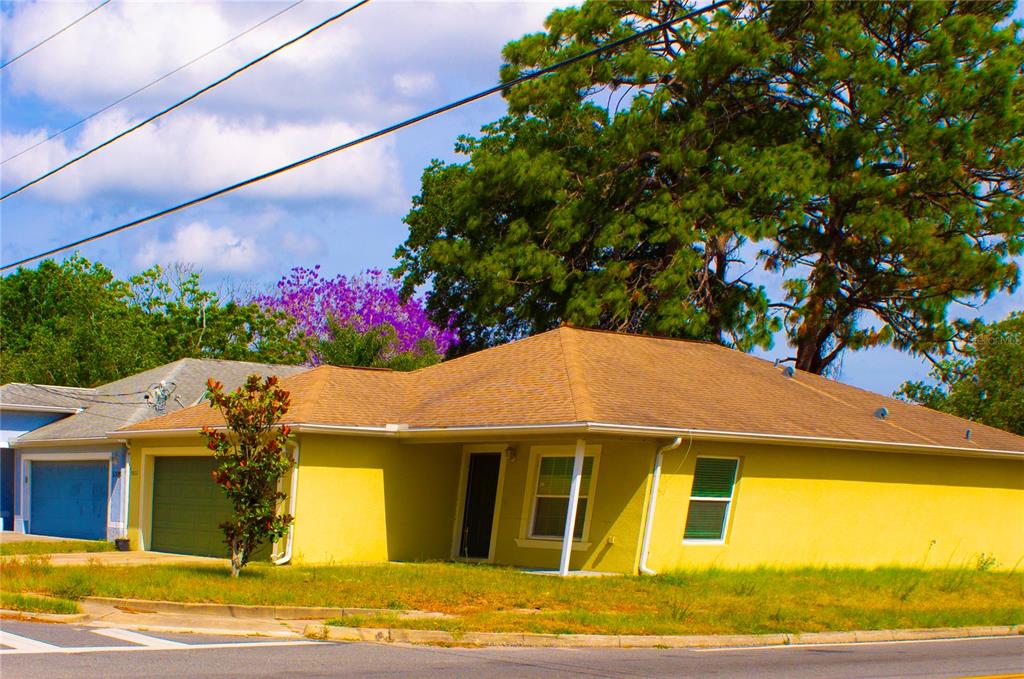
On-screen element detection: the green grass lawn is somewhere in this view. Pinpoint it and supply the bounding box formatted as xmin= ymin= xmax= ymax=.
xmin=0 ymin=539 xmax=115 ymax=556
xmin=3 ymin=559 xmax=1021 ymax=636
xmin=0 ymin=592 xmax=81 ymax=615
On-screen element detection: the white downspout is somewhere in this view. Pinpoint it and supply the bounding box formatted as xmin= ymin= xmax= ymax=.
xmin=122 ymin=450 xmax=131 ymax=539
xmin=638 ymin=437 xmax=682 ymax=576
xmin=273 ymin=441 xmax=301 ymax=566
xmin=558 ymin=438 xmax=586 ymax=576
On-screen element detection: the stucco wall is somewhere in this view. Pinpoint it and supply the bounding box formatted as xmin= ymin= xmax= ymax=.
xmin=489 ymin=438 xmax=653 ymax=574
xmin=647 ymin=440 xmax=1024 ymax=571
xmin=0 ymin=411 xmax=67 ymax=446
xmin=125 ymin=433 xmax=1024 ymax=573
xmin=292 ymin=435 xmax=462 ymax=564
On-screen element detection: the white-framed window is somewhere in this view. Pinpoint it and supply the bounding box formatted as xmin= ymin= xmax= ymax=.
xmin=529 ymin=455 xmax=595 ymax=540
xmin=683 ymin=457 xmax=739 ymax=543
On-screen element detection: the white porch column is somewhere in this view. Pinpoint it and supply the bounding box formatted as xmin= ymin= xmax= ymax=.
xmin=559 ymin=438 xmax=586 ymax=576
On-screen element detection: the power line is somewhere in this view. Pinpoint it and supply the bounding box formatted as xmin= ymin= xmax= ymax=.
xmin=1 ymin=0 xmax=305 ymax=166
xmin=0 ymin=0 xmax=112 ymax=70
xmin=0 ymin=0 xmax=730 ymax=272
xmin=0 ymin=0 xmax=370 ymax=201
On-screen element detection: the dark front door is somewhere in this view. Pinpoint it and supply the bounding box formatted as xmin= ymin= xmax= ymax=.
xmin=460 ymin=453 xmax=501 ymax=559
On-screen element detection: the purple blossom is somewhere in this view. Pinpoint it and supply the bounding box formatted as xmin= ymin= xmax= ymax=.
xmin=255 ymin=266 xmax=457 ymax=358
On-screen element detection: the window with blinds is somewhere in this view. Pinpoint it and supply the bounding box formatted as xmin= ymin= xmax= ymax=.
xmin=683 ymin=457 xmax=739 ymax=542
xmin=530 ymin=456 xmax=594 ymax=539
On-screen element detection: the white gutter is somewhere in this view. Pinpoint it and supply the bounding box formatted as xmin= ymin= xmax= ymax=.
xmin=1 ymin=404 xmax=84 ymax=414
xmin=273 ymin=441 xmax=301 ymax=566
xmin=109 ymin=421 xmax=1024 ymax=459
xmin=13 ymin=436 xmax=122 ymax=449
xmin=639 ymin=437 xmax=682 ymax=576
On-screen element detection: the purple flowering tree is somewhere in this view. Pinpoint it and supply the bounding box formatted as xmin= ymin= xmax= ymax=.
xmin=255 ymin=266 xmax=457 ymax=367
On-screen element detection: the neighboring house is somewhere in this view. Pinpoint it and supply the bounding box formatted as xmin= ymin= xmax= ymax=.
xmin=118 ymin=327 xmax=1024 ymax=574
xmin=0 ymin=384 xmax=94 ymax=531
xmin=1 ymin=360 xmax=308 ymax=541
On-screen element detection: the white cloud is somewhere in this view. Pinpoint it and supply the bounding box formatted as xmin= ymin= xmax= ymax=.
xmin=2 ymin=111 xmax=402 ymax=203
xmin=133 ymin=221 xmax=267 ymax=272
xmin=0 ymin=1 xmax=572 ymax=122
xmin=1 ymin=0 xmax=575 ymax=204
xmin=281 ymin=230 xmax=325 ymax=256
xmin=392 ymin=71 xmax=439 ymax=97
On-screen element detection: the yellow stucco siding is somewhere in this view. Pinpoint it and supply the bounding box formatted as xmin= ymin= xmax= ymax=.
xmin=292 ymin=435 xmax=461 ymax=564
xmin=490 ymin=438 xmax=653 ymax=574
xmin=127 ymin=435 xmax=463 ymax=564
xmin=125 ymin=433 xmax=1023 ymax=573
xmin=647 ymin=440 xmax=1024 ymax=571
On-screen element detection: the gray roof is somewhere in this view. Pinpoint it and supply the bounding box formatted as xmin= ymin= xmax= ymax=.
xmin=8 ymin=359 xmax=309 ymax=445
xmin=0 ymin=383 xmax=97 ymax=412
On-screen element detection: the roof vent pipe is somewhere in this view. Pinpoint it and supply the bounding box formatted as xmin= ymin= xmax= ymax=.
xmin=965 ymin=429 xmax=972 ymax=441
xmin=782 ymin=366 xmax=796 ymax=378
xmin=874 ymin=407 xmax=889 ymax=420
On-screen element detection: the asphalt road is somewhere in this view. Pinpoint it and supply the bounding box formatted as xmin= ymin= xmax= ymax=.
xmin=2 ymin=620 xmax=1022 ymax=678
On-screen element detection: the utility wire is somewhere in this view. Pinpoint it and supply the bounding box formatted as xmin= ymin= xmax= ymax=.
xmin=0 ymin=0 xmax=730 ymax=272
xmin=0 ymin=0 xmax=370 ymax=201
xmin=1 ymin=0 xmax=305 ymax=166
xmin=0 ymin=0 xmax=112 ymax=70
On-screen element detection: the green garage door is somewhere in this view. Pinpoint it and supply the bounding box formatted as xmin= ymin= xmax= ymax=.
xmin=151 ymin=456 xmax=272 ymax=559
xmin=151 ymin=457 xmax=232 ymax=557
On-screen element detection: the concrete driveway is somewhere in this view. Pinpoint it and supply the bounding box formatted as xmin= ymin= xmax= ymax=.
xmin=0 ymin=531 xmax=69 ymax=544
xmin=1 ymin=533 xmax=227 ymax=567
xmin=21 ymin=550 xmax=227 ymax=567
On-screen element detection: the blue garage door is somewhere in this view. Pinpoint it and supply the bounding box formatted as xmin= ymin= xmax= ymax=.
xmin=30 ymin=460 xmax=107 ymax=540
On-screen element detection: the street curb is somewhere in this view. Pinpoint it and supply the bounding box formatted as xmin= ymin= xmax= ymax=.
xmin=305 ymin=623 xmax=1024 ymax=649
xmin=86 ymin=619 xmax=306 ymax=639
xmin=84 ymin=596 xmax=449 ymax=621
xmin=0 ymin=608 xmax=91 ymax=624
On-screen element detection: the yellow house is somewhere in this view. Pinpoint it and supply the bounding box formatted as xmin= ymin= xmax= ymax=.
xmin=115 ymin=327 xmax=1024 ymax=574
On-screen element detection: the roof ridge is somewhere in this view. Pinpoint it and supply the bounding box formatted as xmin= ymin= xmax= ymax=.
xmin=3 ymin=382 xmax=98 ymax=392
xmin=560 ymin=323 xmax=721 ymax=347
xmin=558 ymin=327 xmax=594 ymax=421
xmin=281 ymin=366 xmax=332 ymax=422
xmin=408 ymin=331 xmax=556 ymax=375
xmin=176 ymin=357 xmax=310 ymax=369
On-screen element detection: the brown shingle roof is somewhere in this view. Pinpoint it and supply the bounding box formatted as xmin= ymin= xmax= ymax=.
xmin=117 ymin=327 xmax=1024 ymax=455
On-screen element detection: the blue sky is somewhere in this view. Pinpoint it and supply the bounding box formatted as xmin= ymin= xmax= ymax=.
xmin=1 ymin=0 xmax=1021 ymax=397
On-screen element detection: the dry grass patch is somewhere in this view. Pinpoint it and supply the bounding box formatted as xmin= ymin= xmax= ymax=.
xmin=0 ymin=539 xmax=115 ymax=556
xmin=3 ymin=559 xmax=1021 ymax=636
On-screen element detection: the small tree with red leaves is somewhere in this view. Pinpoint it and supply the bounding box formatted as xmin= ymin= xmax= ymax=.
xmin=200 ymin=375 xmax=293 ymax=577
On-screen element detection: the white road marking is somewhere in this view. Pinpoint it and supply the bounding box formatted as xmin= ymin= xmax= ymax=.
xmin=91 ymin=628 xmax=189 ymax=648
xmin=0 ymin=630 xmax=61 ymax=652
xmin=694 ymin=635 xmax=1024 ymax=653
xmin=0 ymin=627 xmax=323 ymax=655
